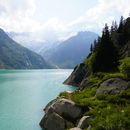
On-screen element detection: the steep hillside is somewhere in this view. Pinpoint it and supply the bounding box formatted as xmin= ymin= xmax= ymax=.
xmin=0 ymin=28 xmax=51 ymax=69
xmin=44 ymin=31 xmax=98 ymax=68
xmin=40 ymin=16 xmax=130 ymax=130
xmin=64 ymin=17 xmax=130 ymax=88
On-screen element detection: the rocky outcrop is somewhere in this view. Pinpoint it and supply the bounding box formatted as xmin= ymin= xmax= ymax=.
xmin=96 ymin=78 xmax=130 ymax=94
xmin=40 ymin=98 xmax=88 ymax=130
xmin=40 ymin=111 xmax=66 ymax=130
xmin=40 ymin=78 xmax=130 ymax=130
xmin=64 ymin=63 xmax=90 ymax=87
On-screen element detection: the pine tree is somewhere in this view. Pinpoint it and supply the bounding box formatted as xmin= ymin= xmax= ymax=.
xmin=91 ymin=24 xmax=118 ymax=72
xmin=118 ymin=16 xmax=124 ymax=33
xmin=117 ymin=16 xmax=125 ymax=46
xmin=90 ymin=44 xmax=93 ymax=52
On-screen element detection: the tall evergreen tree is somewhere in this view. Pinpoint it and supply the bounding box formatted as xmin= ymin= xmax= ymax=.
xmin=117 ymin=16 xmax=125 ymax=46
xmin=92 ymin=24 xmax=118 ymax=72
xmin=118 ymin=16 xmax=124 ymax=33
xmin=122 ymin=17 xmax=130 ymax=43
xmin=90 ymin=44 xmax=93 ymax=52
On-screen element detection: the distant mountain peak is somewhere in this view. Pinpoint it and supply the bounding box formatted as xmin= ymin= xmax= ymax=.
xmin=0 ymin=28 xmax=9 ymax=38
xmin=43 ymin=31 xmax=98 ymax=68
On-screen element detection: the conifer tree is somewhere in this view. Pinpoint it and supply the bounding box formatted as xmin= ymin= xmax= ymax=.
xmin=91 ymin=24 xmax=118 ymax=72
xmin=90 ymin=44 xmax=93 ymax=52
xmin=118 ymin=16 xmax=124 ymax=33
xmin=117 ymin=16 xmax=125 ymax=46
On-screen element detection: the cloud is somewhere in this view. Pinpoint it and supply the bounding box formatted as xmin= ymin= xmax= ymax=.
xmin=0 ymin=0 xmax=130 ymax=42
xmin=0 ymin=0 xmax=37 ymax=32
xmin=67 ymin=0 xmax=130 ymax=34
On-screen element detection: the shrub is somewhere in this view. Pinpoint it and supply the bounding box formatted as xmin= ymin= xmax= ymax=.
xmin=119 ymin=57 xmax=130 ymax=78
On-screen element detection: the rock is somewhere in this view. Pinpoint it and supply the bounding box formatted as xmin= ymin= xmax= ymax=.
xmin=69 ymin=127 xmax=82 ymax=130
xmin=96 ymin=78 xmax=130 ymax=94
xmin=50 ymin=98 xmax=83 ymax=121
xmin=77 ymin=116 xmax=92 ymax=129
xmin=40 ymin=111 xmax=66 ymax=130
xmin=44 ymin=98 xmax=57 ymax=112
xmin=64 ymin=63 xmax=90 ymax=87
xmin=40 ymin=98 xmax=84 ymax=130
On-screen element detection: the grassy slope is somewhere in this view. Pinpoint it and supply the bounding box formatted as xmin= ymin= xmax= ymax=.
xmin=59 ymin=18 xmax=130 ymax=130
xmin=60 ymin=69 xmax=130 ymax=130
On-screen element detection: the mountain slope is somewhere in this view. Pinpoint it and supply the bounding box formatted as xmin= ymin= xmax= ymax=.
xmin=64 ymin=17 xmax=130 ymax=87
xmin=43 ymin=31 xmax=98 ymax=68
xmin=61 ymin=16 xmax=130 ymax=130
xmin=0 ymin=28 xmax=51 ymax=69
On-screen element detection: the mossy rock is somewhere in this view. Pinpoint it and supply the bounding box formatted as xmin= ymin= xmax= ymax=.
xmin=96 ymin=78 xmax=130 ymax=95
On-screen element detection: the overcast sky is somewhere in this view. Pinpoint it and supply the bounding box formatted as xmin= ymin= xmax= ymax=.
xmin=0 ymin=0 xmax=130 ymax=41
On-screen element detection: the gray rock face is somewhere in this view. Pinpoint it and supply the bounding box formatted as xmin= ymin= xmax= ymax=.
xmin=51 ymin=98 xmax=83 ymax=120
xmin=69 ymin=127 xmax=82 ymax=130
xmin=64 ymin=63 xmax=90 ymax=87
xmin=40 ymin=98 xmax=83 ymax=130
xmin=77 ymin=116 xmax=92 ymax=129
xmin=96 ymin=78 xmax=130 ymax=94
xmin=40 ymin=111 xmax=66 ymax=130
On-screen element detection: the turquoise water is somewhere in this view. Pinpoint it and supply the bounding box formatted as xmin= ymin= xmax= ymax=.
xmin=0 ymin=69 xmax=76 ymax=130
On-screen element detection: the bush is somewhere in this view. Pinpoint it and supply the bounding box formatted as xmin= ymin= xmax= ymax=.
xmin=119 ymin=57 xmax=130 ymax=78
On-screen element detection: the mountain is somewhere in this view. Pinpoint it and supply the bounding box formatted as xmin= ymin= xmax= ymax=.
xmin=0 ymin=28 xmax=51 ymax=69
xmin=8 ymin=32 xmax=60 ymax=55
xmin=42 ymin=31 xmax=98 ymax=68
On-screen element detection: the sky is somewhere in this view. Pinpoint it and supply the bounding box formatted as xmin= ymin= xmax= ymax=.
xmin=0 ymin=0 xmax=130 ymax=42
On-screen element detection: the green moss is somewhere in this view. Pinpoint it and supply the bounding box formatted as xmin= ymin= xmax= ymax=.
xmin=59 ymin=68 xmax=130 ymax=130
xmin=84 ymin=53 xmax=96 ymax=65
xmin=60 ymin=86 xmax=130 ymax=130
xmin=91 ymin=104 xmax=130 ymax=130
xmin=119 ymin=57 xmax=130 ymax=78
xmin=65 ymin=121 xmax=74 ymax=130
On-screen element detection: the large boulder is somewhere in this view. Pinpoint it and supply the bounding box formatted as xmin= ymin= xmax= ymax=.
xmin=40 ymin=98 xmax=84 ymax=130
xmin=77 ymin=116 xmax=92 ymax=129
xmin=40 ymin=111 xmax=66 ymax=130
xmin=52 ymin=98 xmax=83 ymax=120
xmin=96 ymin=78 xmax=130 ymax=94
xmin=64 ymin=63 xmax=90 ymax=87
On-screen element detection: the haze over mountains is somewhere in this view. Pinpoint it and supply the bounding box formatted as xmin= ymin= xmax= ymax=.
xmin=10 ymin=31 xmax=98 ymax=68
xmin=42 ymin=31 xmax=98 ymax=68
xmin=0 ymin=28 xmax=51 ymax=69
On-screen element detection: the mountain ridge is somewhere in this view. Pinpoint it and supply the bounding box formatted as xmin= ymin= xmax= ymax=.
xmin=44 ymin=31 xmax=98 ymax=68
xmin=0 ymin=28 xmax=51 ymax=69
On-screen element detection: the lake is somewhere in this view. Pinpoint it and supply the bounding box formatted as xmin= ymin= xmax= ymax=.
xmin=0 ymin=69 xmax=76 ymax=130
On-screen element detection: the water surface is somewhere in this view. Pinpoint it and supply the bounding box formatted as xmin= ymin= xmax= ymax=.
xmin=0 ymin=69 xmax=76 ymax=130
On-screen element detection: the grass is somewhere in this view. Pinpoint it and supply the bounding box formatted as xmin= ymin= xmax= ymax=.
xmin=59 ymin=71 xmax=130 ymax=130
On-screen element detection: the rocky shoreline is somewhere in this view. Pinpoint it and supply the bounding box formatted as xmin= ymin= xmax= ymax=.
xmin=40 ymin=65 xmax=130 ymax=130
xmin=40 ymin=98 xmax=92 ymax=130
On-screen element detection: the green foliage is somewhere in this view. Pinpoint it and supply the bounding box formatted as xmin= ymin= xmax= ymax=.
xmin=119 ymin=57 xmax=130 ymax=78
xmin=84 ymin=16 xmax=130 ymax=74
xmin=90 ymin=24 xmax=119 ymax=72
xmin=65 ymin=121 xmax=74 ymax=130
xmin=70 ymin=87 xmax=97 ymax=106
xmin=91 ymin=105 xmax=130 ymax=130
xmin=59 ymin=85 xmax=130 ymax=130
xmin=84 ymin=52 xmax=96 ymax=71
xmin=63 ymin=16 xmax=130 ymax=130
